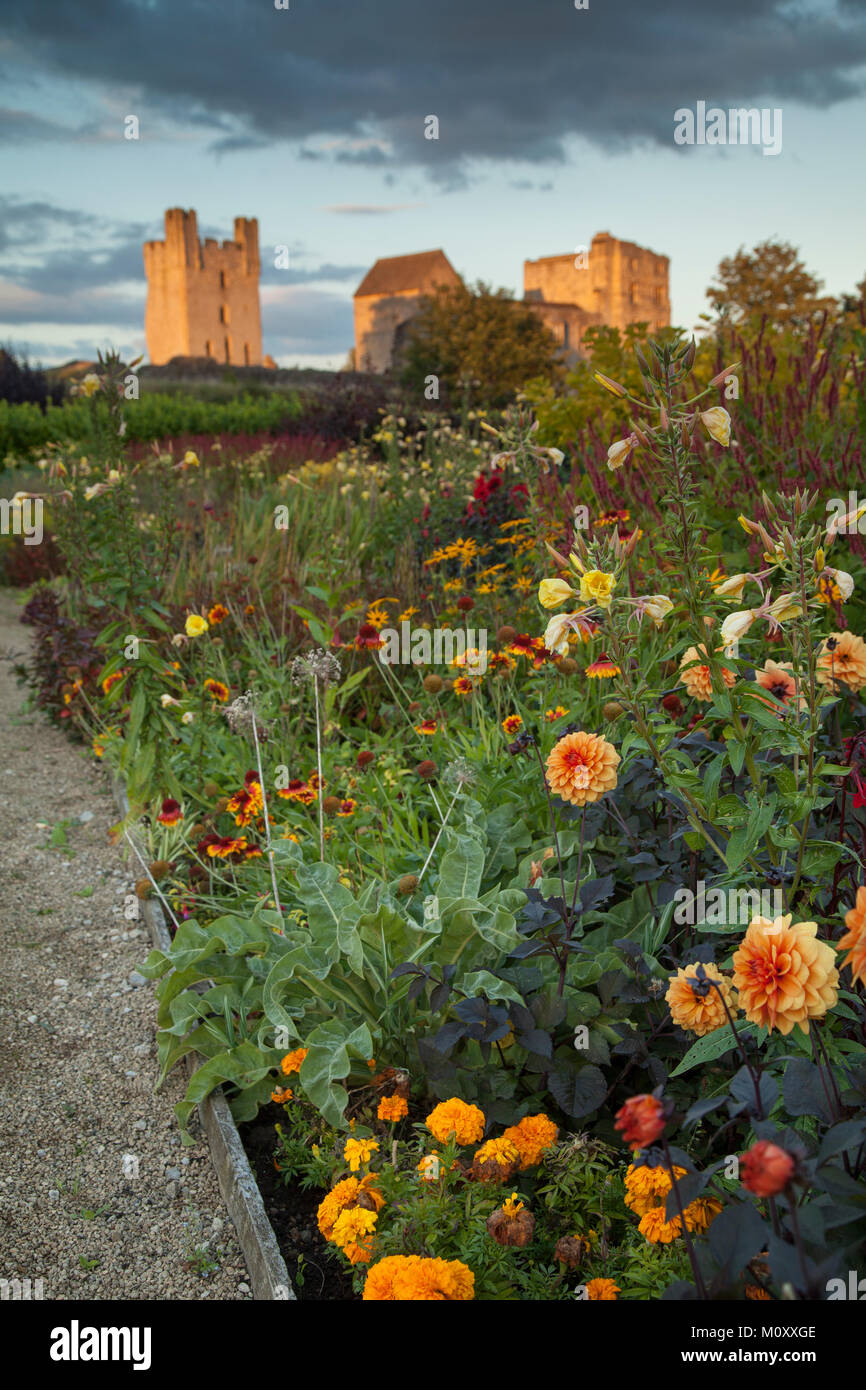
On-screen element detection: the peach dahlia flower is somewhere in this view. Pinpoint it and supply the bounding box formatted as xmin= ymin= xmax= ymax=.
xmin=731 ymin=914 xmax=838 ymax=1035
xmin=665 ymin=962 xmax=737 ymax=1036
xmin=545 ymin=730 xmax=620 ymax=806
xmin=838 ymin=885 xmax=866 ymax=987
xmin=816 ymin=631 xmax=866 ymax=692
xmin=679 ymin=645 xmax=736 ymax=702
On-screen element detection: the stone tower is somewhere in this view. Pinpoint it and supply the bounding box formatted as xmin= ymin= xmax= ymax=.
xmin=143 ymin=208 xmax=262 ymax=366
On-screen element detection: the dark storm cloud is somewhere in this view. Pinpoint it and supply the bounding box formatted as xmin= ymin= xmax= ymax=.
xmin=2 ymin=0 xmax=865 ymax=180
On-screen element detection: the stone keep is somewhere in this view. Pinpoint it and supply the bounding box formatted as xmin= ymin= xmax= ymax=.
xmin=144 ymin=208 xmax=262 ymax=366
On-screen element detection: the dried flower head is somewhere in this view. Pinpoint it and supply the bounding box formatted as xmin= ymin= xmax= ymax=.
xmin=291 ymin=649 xmax=342 ymax=685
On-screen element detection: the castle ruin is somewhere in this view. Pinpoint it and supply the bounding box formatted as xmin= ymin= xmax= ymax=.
xmin=143 ymin=209 xmax=262 ymax=366
xmin=354 ymin=231 xmax=670 ymax=371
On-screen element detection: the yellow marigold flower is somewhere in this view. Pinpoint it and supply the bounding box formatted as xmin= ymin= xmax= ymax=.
xmin=377 ymin=1095 xmax=409 ymax=1122
xmin=731 ymin=914 xmax=838 ymax=1035
xmin=665 ymin=962 xmax=737 ymax=1037
xmin=579 ymin=568 xmax=617 ymax=609
xmin=330 ymin=1205 xmax=378 ymax=1261
xmin=700 ymin=406 xmax=731 ymax=446
xmin=538 ymin=577 xmax=576 ymax=609
xmin=344 ymin=1137 xmax=379 ymax=1172
xmin=475 ymin=1137 xmax=520 ymax=1168
xmin=317 ymin=1175 xmax=384 ymax=1244
xmin=280 ymin=1047 xmax=308 ymax=1075
xmin=185 ymin=613 xmax=209 ymax=638
xmin=585 ymin=1277 xmax=620 ymax=1300
xmin=425 ymin=1098 xmax=485 ymax=1146
xmin=683 ymin=1196 xmax=723 ymax=1233
xmin=501 ymin=1192 xmax=524 ymax=1217
xmin=362 ymin=1254 xmax=474 ymax=1301
xmin=546 ymin=730 xmax=620 ymax=807
xmin=816 ymin=631 xmax=866 ymax=692
xmin=838 ymin=885 xmax=866 ymax=987
xmin=501 ymin=1113 xmax=559 ymax=1169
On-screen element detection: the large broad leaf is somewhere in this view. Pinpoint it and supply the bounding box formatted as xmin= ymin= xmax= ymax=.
xmin=548 ymin=1065 xmax=607 ymax=1118
xmin=783 ymin=1058 xmax=836 ymax=1125
xmin=295 ymin=861 xmax=359 ymax=951
xmin=299 ymin=1019 xmax=374 ymax=1129
xmin=670 ymin=1023 xmax=754 ymax=1076
xmin=459 ymin=970 xmax=524 ymax=1006
xmin=262 ymin=942 xmax=378 ymax=1029
xmin=707 ymin=1202 xmax=770 ymax=1289
xmin=484 ymin=800 xmax=532 ymax=880
xmin=437 ymin=832 xmax=485 ymax=902
xmin=175 ymin=1040 xmax=277 ymax=1140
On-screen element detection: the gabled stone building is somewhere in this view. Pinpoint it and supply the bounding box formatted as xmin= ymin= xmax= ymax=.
xmin=353 ymin=249 xmax=462 ymax=373
xmin=143 ymin=208 xmax=262 ymax=366
xmin=353 ymin=232 xmax=670 ymax=371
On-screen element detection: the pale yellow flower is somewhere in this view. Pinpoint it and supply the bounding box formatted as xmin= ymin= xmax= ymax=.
xmin=185 ymin=613 xmax=209 ymax=638
xmin=539 ymin=577 xmax=576 ymax=609
xmin=700 ymin=407 xmax=731 ymax=446
xmin=579 ymin=569 xmax=617 ymax=609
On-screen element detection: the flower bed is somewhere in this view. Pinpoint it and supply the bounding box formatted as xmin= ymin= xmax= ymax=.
xmin=13 ymin=340 xmax=866 ymax=1301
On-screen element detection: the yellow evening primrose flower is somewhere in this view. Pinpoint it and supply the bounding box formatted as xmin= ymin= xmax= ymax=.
xmin=538 ymin=577 xmax=576 ymax=609
xmin=700 ymin=407 xmax=731 ymax=446
xmin=185 ymin=613 xmax=209 ymax=638
xmin=579 ymin=569 xmax=617 ymax=609
xmin=720 ymin=609 xmax=756 ymax=651
xmin=606 ymin=433 xmax=638 ymax=471
xmin=714 ymin=573 xmax=750 ymax=601
xmin=183 ymin=450 xmax=201 ymax=468
xmin=642 ymin=595 xmax=674 ymax=626
xmin=767 ymin=593 xmax=802 ymax=623
xmin=82 ymin=373 xmax=101 ymax=397
xmin=823 ymin=568 xmax=854 ymax=602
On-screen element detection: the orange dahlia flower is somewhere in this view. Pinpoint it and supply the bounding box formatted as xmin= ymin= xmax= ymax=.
xmin=665 ymin=962 xmax=737 ymax=1036
xmin=740 ymin=1140 xmax=795 ymax=1197
xmin=614 ymin=1094 xmax=666 ymax=1148
xmin=545 ymin=730 xmax=620 ymax=806
xmin=838 ymin=885 xmax=866 ymax=986
xmin=816 ymin=631 xmax=866 ymax=692
xmin=425 ymin=1097 xmax=485 ymax=1146
xmin=731 ymin=914 xmax=838 ymax=1035
xmin=679 ymin=645 xmax=735 ymax=702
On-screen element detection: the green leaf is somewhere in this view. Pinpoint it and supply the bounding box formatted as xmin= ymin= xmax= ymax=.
xmin=670 ymin=1023 xmax=754 ymax=1076
xmin=460 ymin=970 xmax=524 ymax=1005
xmin=298 ymin=1019 xmax=373 ymax=1128
xmin=437 ymin=832 xmax=485 ymax=901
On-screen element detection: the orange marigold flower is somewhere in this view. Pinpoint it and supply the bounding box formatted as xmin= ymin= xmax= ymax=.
xmin=679 ymin=644 xmax=736 ymax=702
xmin=425 ymin=1098 xmax=485 ymax=1146
xmin=502 ymin=714 xmax=523 ymax=735
xmin=280 ymin=1047 xmax=308 ymax=1075
xmin=816 ymin=631 xmax=866 ymax=692
xmin=745 ymin=1284 xmax=772 ymax=1300
xmin=362 ymin=1254 xmax=474 ymax=1301
xmin=740 ymin=1140 xmax=795 ymax=1197
xmin=585 ymin=1277 xmax=620 ymax=1300
xmin=417 ymin=1152 xmax=442 ymax=1181
xmin=638 ymin=1206 xmax=682 ymax=1244
xmin=330 ymin=1205 xmax=378 ymax=1263
xmin=665 ymin=962 xmax=737 ymax=1037
xmin=545 ymin=730 xmax=620 ymax=806
xmin=731 ymin=914 xmax=838 ymax=1035
xmin=317 ymin=1175 xmax=384 ymax=1244
xmin=377 ymin=1095 xmax=409 ymax=1123
xmin=270 ymin=1086 xmax=293 ymax=1104
xmin=501 ymin=1113 xmax=559 ymax=1169
xmin=838 ymin=885 xmax=866 ymax=986
xmin=203 ymin=678 xmax=229 ymax=702
xmin=683 ymin=1195 xmax=723 ymax=1233
xmin=614 ymin=1094 xmax=666 ymax=1149
xmin=624 ymin=1163 xmax=686 ymax=1216
xmin=207 ymin=603 xmax=229 ymax=625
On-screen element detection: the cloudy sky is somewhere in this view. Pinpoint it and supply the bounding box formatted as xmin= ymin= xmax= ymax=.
xmin=1 ymin=0 xmax=864 ymax=368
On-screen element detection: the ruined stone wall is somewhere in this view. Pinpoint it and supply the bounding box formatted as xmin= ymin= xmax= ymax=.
xmin=524 ymin=232 xmax=670 ymax=336
xmin=354 ymin=291 xmax=428 ymax=374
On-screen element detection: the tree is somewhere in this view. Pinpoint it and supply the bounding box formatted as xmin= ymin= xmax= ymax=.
xmin=705 ymin=240 xmax=837 ymax=338
xmin=399 ymin=280 xmax=563 ymax=408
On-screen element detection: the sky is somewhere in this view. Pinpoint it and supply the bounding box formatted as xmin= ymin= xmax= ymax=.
xmin=0 ymin=0 xmax=865 ymax=369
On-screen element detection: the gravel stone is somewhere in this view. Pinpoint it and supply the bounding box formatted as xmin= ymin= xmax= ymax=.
xmin=0 ymin=594 xmax=250 ymax=1300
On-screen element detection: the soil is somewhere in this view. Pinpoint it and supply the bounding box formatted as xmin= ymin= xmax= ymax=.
xmin=240 ymin=1108 xmax=356 ymax=1301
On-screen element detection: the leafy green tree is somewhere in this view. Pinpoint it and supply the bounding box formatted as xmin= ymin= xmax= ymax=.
xmin=400 ymin=280 xmax=562 ymax=408
xmin=705 ymin=239 xmax=837 ymax=338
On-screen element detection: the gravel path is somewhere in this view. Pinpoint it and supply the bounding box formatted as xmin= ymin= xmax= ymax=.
xmin=0 ymin=589 xmax=250 ymax=1300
